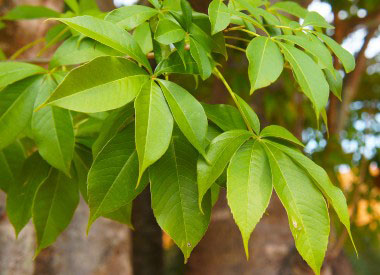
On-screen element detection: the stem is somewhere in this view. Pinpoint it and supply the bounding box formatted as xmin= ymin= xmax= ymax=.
xmin=10 ymin=38 xmax=45 ymax=60
xmin=224 ymin=36 xmax=251 ymax=43
xmin=238 ymin=28 xmax=260 ymax=37
xmin=224 ymin=25 xmax=246 ymax=32
xmin=226 ymin=44 xmax=246 ymax=53
xmin=214 ymin=67 xmax=254 ymax=134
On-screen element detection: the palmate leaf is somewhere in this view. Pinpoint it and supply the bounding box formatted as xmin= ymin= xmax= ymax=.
xmin=158 ymin=79 xmax=208 ymax=159
xmin=246 ymin=36 xmax=284 ymax=93
xmin=32 ymin=75 xmax=74 ymax=175
xmin=0 ymin=76 xmax=42 ymax=150
xmin=269 ymin=1 xmax=308 ymax=18
xmin=302 ymin=11 xmax=334 ymax=29
xmin=55 ymin=16 xmax=152 ymax=73
xmin=180 ymin=0 xmax=193 ymax=31
xmin=150 ymin=131 xmax=211 ymax=261
xmin=33 ymin=169 xmax=79 ymax=255
xmin=260 ymin=125 xmax=304 ymax=147
xmin=208 ymin=0 xmax=231 ymax=35
xmin=135 ymin=80 xmax=174 ymax=185
xmin=234 ymin=94 xmax=260 ymax=134
xmin=0 ymin=62 xmax=45 ymax=88
xmin=155 ymin=51 xmax=198 ymax=76
xmin=105 ymin=5 xmax=158 ymax=31
xmin=198 ymin=130 xmax=252 ymax=209
xmin=2 ymin=5 xmax=60 ymax=20
xmin=190 ymin=37 xmax=212 ymax=80
xmin=134 ymin=22 xmax=153 ymax=55
xmin=279 ymin=42 xmax=329 ymax=117
xmin=324 ymin=69 xmax=343 ymax=100
xmin=0 ymin=141 xmax=25 ymax=192
xmin=7 ymin=153 xmax=50 ymax=237
xmin=263 ymin=142 xmax=330 ymax=275
xmin=50 ymin=36 xmax=122 ymax=68
xmin=42 ymin=56 xmax=149 ymax=113
xmin=202 ymin=103 xmax=246 ymax=131
xmin=227 ymin=140 xmax=272 ymax=257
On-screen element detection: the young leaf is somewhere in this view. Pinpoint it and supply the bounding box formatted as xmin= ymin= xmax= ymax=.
xmin=198 ymin=130 xmax=252 ymax=208
xmin=158 ymin=79 xmax=208 ymax=158
xmin=227 ymin=140 xmax=272 ymax=257
xmin=302 ymin=11 xmax=334 ymax=29
xmin=133 ymin=22 xmax=153 ymax=55
xmin=263 ymin=143 xmax=329 ymax=275
xmin=246 ymin=37 xmax=284 ymax=93
xmin=55 ymin=16 xmax=152 ymax=72
xmin=33 ymin=169 xmax=79 ymax=255
xmin=324 ymin=69 xmax=343 ymax=100
xmin=315 ymin=32 xmax=355 ymax=73
xmin=87 ymin=124 xmax=148 ymax=229
xmin=0 ymin=141 xmax=25 ymax=192
xmin=202 ymin=103 xmax=247 ymax=131
xmin=43 ymin=56 xmax=149 ymax=113
xmin=279 ymin=42 xmax=329 ymax=117
xmin=0 ymin=76 xmax=42 ymax=150
xmin=265 ymin=140 xmax=356 ymax=253
xmin=105 ymin=5 xmax=158 ymax=30
xmin=234 ymin=94 xmax=260 ymax=134
xmin=260 ymin=125 xmax=304 ymax=147
xmin=154 ymin=19 xmax=186 ymax=45
xmin=32 ymin=75 xmax=74 ymax=175
xmin=190 ymin=37 xmax=212 ymax=80
xmin=2 ymin=5 xmax=60 ymax=20
xmin=50 ymin=36 xmax=122 ymax=68
xmin=0 ymin=62 xmax=45 ymax=88
xmin=270 ymin=1 xmax=308 ymax=18
xmin=208 ymin=0 xmax=231 ymax=35
xmin=135 ymin=81 xmax=174 ymax=184
xmin=150 ymin=131 xmax=211 ymax=261
xmin=92 ymin=103 xmax=135 ymax=158
xmin=6 ymin=153 xmax=51 ymax=236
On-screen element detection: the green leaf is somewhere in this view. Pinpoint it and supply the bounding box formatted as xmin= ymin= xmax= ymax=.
xmin=103 ymin=203 xmax=133 ymax=227
xmin=154 ymin=19 xmax=186 ymax=45
xmin=302 ymin=11 xmax=334 ymax=29
xmin=43 ymin=56 xmax=149 ymax=113
xmin=155 ymin=51 xmax=198 ymax=76
xmin=135 ymin=80 xmax=174 ymax=184
xmin=275 ymin=34 xmax=335 ymax=75
xmin=227 ymin=140 xmax=272 ymax=257
xmin=64 ymin=0 xmax=80 ymax=14
xmin=32 ymin=75 xmax=74 ymax=175
xmin=7 ymin=153 xmax=51 ymax=237
xmin=150 ymin=131 xmax=211 ymax=261
xmin=134 ymin=22 xmax=153 ymax=55
xmin=105 ymin=5 xmax=158 ymax=30
xmin=158 ymin=79 xmax=208 ymax=158
xmin=324 ymin=69 xmax=343 ymax=100
xmin=73 ymin=146 xmax=92 ymax=202
xmin=265 ymin=140 xmax=356 ymax=253
xmin=260 ymin=125 xmax=304 ymax=147
xmin=202 ymin=103 xmax=246 ymax=131
xmin=50 ymin=36 xmax=122 ymax=68
xmin=263 ymin=143 xmax=329 ymax=275
xmin=270 ymin=1 xmax=308 ymax=18
xmin=0 ymin=76 xmax=42 ymax=150
xmin=246 ymin=37 xmax=284 ymax=93
xmin=0 ymin=141 xmax=25 ymax=192
xmin=314 ymin=32 xmax=355 ymax=73
xmin=92 ymin=103 xmax=134 ymax=158
xmin=198 ymin=130 xmax=252 ymax=208
xmin=279 ymin=42 xmax=329 ymax=117
xmin=33 ymin=169 xmax=79 ymax=255
xmin=0 ymin=62 xmax=45 ymax=88
xmin=190 ymin=37 xmax=212 ymax=80
xmin=180 ymin=0 xmax=193 ymax=31
xmin=234 ymin=94 xmax=260 ymax=134
xmin=55 ymin=16 xmax=152 ymax=72
xmin=208 ymin=0 xmax=231 ymax=35
xmin=148 ymin=0 xmax=161 ymax=9
xmin=2 ymin=5 xmax=60 ymax=20
xmin=87 ymin=124 xmax=148 ymax=229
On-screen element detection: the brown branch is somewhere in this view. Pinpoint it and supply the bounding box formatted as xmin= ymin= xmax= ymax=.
xmin=336 ymin=26 xmax=377 ymax=133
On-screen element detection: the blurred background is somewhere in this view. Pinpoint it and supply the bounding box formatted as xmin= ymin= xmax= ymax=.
xmin=0 ymin=0 xmax=379 ymax=274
